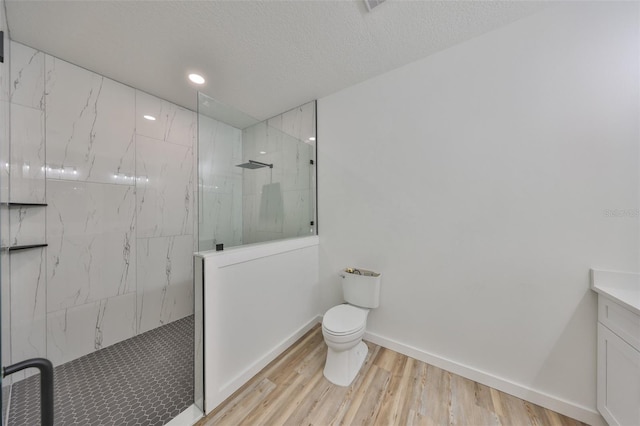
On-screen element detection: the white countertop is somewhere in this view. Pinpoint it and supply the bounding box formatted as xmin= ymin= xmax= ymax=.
xmin=591 ymin=269 xmax=640 ymax=316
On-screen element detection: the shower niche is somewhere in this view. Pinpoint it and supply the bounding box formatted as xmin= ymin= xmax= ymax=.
xmin=197 ymin=93 xmax=316 ymax=251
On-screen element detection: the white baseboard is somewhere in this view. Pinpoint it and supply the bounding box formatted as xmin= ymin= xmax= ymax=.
xmin=165 ymin=404 xmax=203 ymax=426
xmin=364 ymin=330 xmax=605 ymax=426
xmin=208 ymin=315 xmax=322 ymax=413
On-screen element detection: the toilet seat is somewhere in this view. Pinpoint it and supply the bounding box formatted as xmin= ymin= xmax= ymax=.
xmin=322 ymin=304 xmax=368 ymax=336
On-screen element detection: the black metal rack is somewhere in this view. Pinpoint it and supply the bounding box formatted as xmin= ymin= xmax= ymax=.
xmin=1 ymin=202 xmax=48 ymax=207
xmin=1 ymin=243 xmax=48 ymax=252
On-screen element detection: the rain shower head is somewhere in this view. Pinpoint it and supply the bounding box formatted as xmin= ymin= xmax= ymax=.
xmin=236 ymin=160 xmax=273 ymax=169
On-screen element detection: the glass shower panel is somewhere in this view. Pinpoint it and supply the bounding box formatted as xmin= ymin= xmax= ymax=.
xmin=197 ymin=93 xmax=316 ymax=251
xmin=197 ymin=93 xmax=257 ymax=252
xmin=241 ymin=123 xmax=315 ymax=244
xmin=197 ymin=113 xmax=243 ymax=251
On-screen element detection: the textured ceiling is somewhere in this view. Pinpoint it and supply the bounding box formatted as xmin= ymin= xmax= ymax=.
xmin=5 ymin=1 xmax=546 ymax=120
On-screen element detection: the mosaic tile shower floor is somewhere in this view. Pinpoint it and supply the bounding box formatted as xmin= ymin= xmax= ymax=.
xmin=7 ymin=315 xmax=194 ymax=426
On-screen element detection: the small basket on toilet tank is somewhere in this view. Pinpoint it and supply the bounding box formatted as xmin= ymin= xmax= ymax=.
xmin=341 ymin=268 xmax=381 ymax=308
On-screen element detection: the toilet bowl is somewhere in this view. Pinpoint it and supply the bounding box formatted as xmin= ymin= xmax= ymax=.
xmin=322 ymin=304 xmax=369 ymax=386
xmin=322 ymin=268 xmax=381 ymax=386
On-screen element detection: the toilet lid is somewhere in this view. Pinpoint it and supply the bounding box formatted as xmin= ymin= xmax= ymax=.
xmin=323 ymin=304 xmax=368 ymax=335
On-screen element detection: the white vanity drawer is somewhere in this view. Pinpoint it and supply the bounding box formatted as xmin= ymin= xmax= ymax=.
xmin=599 ymin=296 xmax=640 ymax=351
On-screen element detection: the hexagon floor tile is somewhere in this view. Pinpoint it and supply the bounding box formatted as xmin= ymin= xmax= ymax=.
xmin=7 ymin=315 xmax=194 ymax=426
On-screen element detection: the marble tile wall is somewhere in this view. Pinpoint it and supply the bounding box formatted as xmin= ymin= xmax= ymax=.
xmin=4 ymin=41 xmax=196 ymax=371
xmin=46 ymin=181 xmax=136 ymax=312
xmin=10 ymin=247 xmax=46 ymax=381
xmin=46 ymin=55 xmax=136 ymax=185
xmin=136 ymin=134 xmax=192 ymax=238
xmin=8 ymin=42 xmax=46 ymax=205
xmin=43 ymin=51 xmax=140 ymax=366
xmin=136 ymin=234 xmax=194 ymax=333
xmin=47 ymin=292 xmax=136 ymax=364
xmin=5 ymin=42 xmax=48 ymax=380
xmin=242 ymin=101 xmax=316 ymax=244
xmin=198 ymin=114 xmax=242 ymax=250
xmin=135 ymin=90 xmax=195 ymax=334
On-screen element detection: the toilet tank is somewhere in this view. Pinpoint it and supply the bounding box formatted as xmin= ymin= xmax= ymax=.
xmin=342 ymin=268 xmax=381 ymax=308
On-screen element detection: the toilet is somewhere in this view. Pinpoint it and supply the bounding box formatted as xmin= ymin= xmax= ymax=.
xmin=322 ymin=268 xmax=381 ymax=386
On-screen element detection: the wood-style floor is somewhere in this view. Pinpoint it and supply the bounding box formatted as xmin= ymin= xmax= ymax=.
xmin=197 ymin=324 xmax=586 ymax=426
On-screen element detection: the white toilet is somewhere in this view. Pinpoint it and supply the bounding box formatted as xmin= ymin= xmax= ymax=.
xmin=322 ymin=268 xmax=381 ymax=386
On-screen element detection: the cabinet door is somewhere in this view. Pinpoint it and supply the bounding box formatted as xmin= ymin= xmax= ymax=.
xmin=598 ymin=323 xmax=640 ymax=426
xmin=599 ymin=297 xmax=640 ymax=351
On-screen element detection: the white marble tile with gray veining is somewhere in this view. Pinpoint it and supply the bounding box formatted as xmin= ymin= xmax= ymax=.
xmin=199 ymin=189 xmax=242 ymax=249
xmin=243 ymin=121 xmax=284 ymax=163
xmin=266 ymin=100 xmax=316 ymax=144
xmin=10 ymin=42 xmax=45 ymax=110
xmin=198 ymin=116 xmax=242 ymax=246
xmin=47 ymin=180 xmax=136 ymax=312
xmin=136 ymin=90 xmax=196 ymax=147
xmin=10 ymin=247 xmax=47 ymax=380
xmin=199 ymin=115 xmax=242 ymax=178
xmin=282 ymin=189 xmax=314 ymax=239
xmin=242 ymin=195 xmax=256 ymax=243
xmin=9 ymin=206 xmax=46 ymax=247
xmin=242 ymin=161 xmax=282 ymax=199
xmin=281 ymin=136 xmax=312 ymax=192
xmin=0 ymin=30 xmax=9 ymax=102
xmin=0 ymin=207 xmax=7 ymax=248
xmin=242 ymin=122 xmax=284 ymax=195
xmin=45 ymin=56 xmax=135 ymax=185
xmin=0 ymin=101 xmax=10 ymax=203
xmin=136 ymin=135 xmax=193 ymax=238
xmin=46 ymin=292 xmax=136 ymax=367
xmin=10 ymin=103 xmax=45 ymax=203
xmin=137 ymin=235 xmax=194 ymax=334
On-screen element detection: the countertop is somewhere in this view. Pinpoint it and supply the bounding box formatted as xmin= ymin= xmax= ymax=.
xmin=591 ymin=269 xmax=640 ymax=316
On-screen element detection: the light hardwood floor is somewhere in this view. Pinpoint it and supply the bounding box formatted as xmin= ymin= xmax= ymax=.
xmin=197 ymin=324 xmax=586 ymax=426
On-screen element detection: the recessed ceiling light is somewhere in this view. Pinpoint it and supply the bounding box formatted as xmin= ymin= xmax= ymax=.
xmin=143 ymin=115 xmax=156 ymax=121
xmin=308 ymin=137 xmax=316 ymax=141
xmin=188 ymin=73 xmax=205 ymax=85
xmin=260 ymin=151 xmax=267 ymax=154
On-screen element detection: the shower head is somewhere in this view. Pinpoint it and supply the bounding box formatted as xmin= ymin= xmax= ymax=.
xmin=235 ymin=160 xmax=273 ymax=169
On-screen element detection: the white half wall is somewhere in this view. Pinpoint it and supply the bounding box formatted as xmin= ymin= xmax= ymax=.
xmin=196 ymin=236 xmax=320 ymax=413
xmin=318 ymin=3 xmax=639 ymax=424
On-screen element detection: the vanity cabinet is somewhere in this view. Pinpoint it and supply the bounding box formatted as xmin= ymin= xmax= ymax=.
xmin=597 ymin=297 xmax=640 ymax=426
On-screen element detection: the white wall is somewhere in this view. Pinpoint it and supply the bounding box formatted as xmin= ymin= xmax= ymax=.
xmin=197 ymin=236 xmax=320 ymax=413
xmin=318 ymin=2 xmax=639 ymax=423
